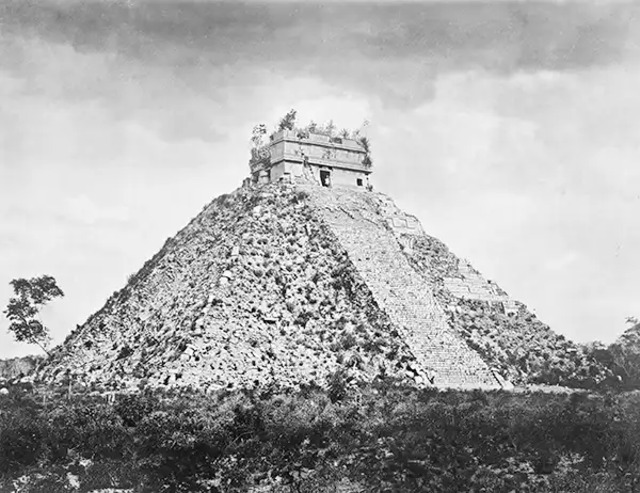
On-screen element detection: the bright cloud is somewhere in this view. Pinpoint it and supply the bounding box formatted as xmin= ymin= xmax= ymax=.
xmin=1 ymin=1 xmax=639 ymax=358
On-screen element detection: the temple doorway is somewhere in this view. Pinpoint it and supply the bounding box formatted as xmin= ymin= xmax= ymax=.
xmin=320 ymin=170 xmax=331 ymax=187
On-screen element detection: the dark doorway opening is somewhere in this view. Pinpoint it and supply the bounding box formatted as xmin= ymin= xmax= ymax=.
xmin=356 ymin=178 xmax=363 ymax=187
xmin=320 ymin=170 xmax=331 ymax=187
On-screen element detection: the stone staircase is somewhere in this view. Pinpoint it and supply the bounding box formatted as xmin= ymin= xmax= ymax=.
xmin=302 ymin=185 xmax=501 ymax=388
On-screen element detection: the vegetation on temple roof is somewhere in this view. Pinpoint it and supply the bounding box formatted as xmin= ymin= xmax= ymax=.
xmin=250 ymin=109 xmax=373 ymax=168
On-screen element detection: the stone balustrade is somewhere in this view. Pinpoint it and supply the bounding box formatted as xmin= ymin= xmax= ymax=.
xmin=302 ymin=185 xmax=501 ymax=389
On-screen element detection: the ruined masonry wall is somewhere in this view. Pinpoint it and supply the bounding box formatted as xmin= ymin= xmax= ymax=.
xmin=374 ymin=198 xmax=518 ymax=312
xmin=441 ymin=259 xmax=508 ymax=304
xmin=302 ymin=185 xmax=501 ymax=388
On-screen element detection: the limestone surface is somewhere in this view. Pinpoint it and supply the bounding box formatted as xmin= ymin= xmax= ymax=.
xmin=40 ymin=185 xmax=422 ymax=391
xmin=38 ymin=183 xmax=608 ymax=390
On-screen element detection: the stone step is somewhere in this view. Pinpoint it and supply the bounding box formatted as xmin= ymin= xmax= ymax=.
xmin=302 ymin=186 xmax=500 ymax=388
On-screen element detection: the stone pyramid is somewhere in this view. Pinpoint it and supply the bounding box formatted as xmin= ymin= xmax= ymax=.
xmin=40 ymin=182 xmax=602 ymax=391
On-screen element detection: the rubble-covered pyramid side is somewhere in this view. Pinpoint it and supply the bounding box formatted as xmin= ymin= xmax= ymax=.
xmin=379 ymin=210 xmax=611 ymax=387
xmin=301 ymin=185 xmax=501 ymax=388
xmin=40 ymin=185 xmax=426 ymax=391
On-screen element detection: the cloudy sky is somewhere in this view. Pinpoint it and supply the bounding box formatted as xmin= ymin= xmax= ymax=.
xmin=1 ymin=0 xmax=639 ymax=358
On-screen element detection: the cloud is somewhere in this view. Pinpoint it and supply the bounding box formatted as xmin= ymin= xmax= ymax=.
xmin=62 ymin=195 xmax=131 ymax=225
xmin=268 ymin=92 xmax=372 ymax=131
xmin=543 ymin=251 xmax=582 ymax=273
xmin=365 ymin=64 xmax=640 ymax=342
xmin=1 ymin=0 xmax=640 ymax=358
xmin=3 ymin=1 xmax=639 ymax=111
xmin=0 ymin=36 xmax=234 ymax=147
xmin=6 ymin=2 xmax=637 ymax=67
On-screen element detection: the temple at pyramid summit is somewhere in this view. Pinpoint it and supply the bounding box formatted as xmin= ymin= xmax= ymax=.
xmin=38 ymin=119 xmax=609 ymax=392
xmin=248 ymin=128 xmax=372 ymax=189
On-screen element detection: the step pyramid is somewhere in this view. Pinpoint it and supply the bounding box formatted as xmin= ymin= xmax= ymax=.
xmin=301 ymin=185 xmax=498 ymax=388
xmin=39 ymin=182 xmax=602 ymax=391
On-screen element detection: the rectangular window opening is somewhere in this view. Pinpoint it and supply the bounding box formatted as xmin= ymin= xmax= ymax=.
xmin=320 ymin=170 xmax=331 ymax=187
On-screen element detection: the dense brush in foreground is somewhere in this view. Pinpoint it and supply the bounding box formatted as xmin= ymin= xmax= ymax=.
xmin=1 ymin=380 xmax=639 ymax=492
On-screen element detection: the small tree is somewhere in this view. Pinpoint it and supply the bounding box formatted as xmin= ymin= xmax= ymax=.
xmin=325 ymin=119 xmax=336 ymax=137
xmin=607 ymin=317 xmax=640 ymax=387
xmin=250 ymin=124 xmax=267 ymax=148
xmin=278 ymin=109 xmax=297 ymax=131
xmin=3 ymin=275 xmax=64 ymax=355
xmin=359 ymin=136 xmax=373 ymax=168
xmin=358 ymin=136 xmax=371 ymax=153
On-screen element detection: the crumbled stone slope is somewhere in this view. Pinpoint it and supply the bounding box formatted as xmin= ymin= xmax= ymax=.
xmin=299 ymin=185 xmax=608 ymax=387
xmin=394 ymin=224 xmax=610 ymax=386
xmin=302 ymin=185 xmax=500 ymax=388
xmin=39 ymin=185 xmax=423 ymax=391
xmin=39 ymin=182 xmax=608 ymax=391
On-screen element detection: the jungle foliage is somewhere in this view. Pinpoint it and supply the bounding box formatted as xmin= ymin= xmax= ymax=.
xmin=1 ymin=379 xmax=640 ymax=492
